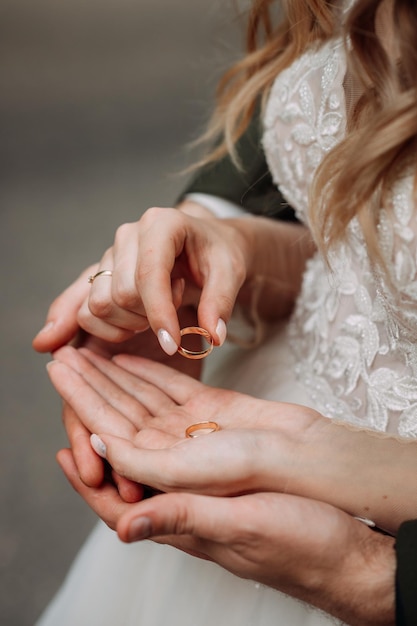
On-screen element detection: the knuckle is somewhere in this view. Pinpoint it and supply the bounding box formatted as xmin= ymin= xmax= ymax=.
xmin=88 ymin=292 xmax=114 ymax=318
xmin=170 ymin=496 xmax=192 ymax=535
xmin=77 ymin=307 xmax=134 ymax=343
xmin=114 ymin=221 xmax=135 ymax=243
xmin=110 ymin=327 xmax=137 ymax=343
xmin=236 ymin=520 xmax=260 ymax=544
xmin=112 ymin=280 xmax=139 ymax=311
xmin=142 ymin=206 xmax=184 ymax=229
xmin=76 ymin=305 xmax=91 ymax=328
xmin=217 ymin=292 xmax=236 ymax=314
xmin=141 ymin=206 xmax=168 ymax=226
xmin=135 ymin=262 xmax=156 ymax=288
xmin=230 ymin=254 xmax=246 ymax=286
xmin=235 ymin=266 xmax=247 ymax=288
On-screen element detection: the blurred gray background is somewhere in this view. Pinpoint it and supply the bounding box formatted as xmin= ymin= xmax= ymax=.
xmin=0 ymin=1 xmax=241 ymax=623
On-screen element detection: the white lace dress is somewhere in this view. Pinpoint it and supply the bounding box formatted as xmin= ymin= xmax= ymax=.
xmin=36 ymin=26 xmax=417 ymax=626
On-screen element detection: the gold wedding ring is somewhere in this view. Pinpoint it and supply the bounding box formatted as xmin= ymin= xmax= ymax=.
xmin=88 ymin=270 xmax=113 ymax=284
xmin=185 ymin=421 xmax=220 ymax=438
xmin=177 ymin=326 xmax=214 ymax=360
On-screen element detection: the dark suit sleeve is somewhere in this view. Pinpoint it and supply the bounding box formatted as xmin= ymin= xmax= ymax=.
xmin=178 ymin=112 xmax=296 ymax=221
xmin=396 ymin=520 xmax=417 ymax=625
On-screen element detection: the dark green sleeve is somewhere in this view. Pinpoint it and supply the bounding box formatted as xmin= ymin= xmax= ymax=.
xmin=178 ymin=113 xmax=296 ymax=221
xmin=396 ymin=520 xmax=417 ymax=625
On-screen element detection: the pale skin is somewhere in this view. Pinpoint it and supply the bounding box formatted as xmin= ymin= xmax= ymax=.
xmin=48 ymin=348 xmax=397 ymax=626
xmin=33 ymin=201 xmax=314 ymax=354
xmin=47 ymin=347 xmax=417 ymax=536
xmin=34 ymin=202 xmax=407 ymax=624
xmin=32 ymin=200 xmax=312 ymax=489
xmin=33 ymin=198 xmax=417 ymax=533
xmin=57 ymin=447 xmax=396 ymax=626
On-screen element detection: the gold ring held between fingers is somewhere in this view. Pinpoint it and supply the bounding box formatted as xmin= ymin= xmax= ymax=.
xmin=177 ymin=326 xmax=214 ymax=360
xmin=185 ymin=421 xmax=220 ymax=438
xmin=88 ymin=270 xmax=113 ymax=284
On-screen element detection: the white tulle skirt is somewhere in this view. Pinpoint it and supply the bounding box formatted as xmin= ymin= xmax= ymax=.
xmin=36 ymin=322 xmax=342 ymax=626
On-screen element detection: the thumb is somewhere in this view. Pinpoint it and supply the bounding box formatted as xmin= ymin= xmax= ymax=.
xmin=33 ymin=264 xmax=97 ymax=353
xmin=117 ymin=491 xmax=234 ymax=543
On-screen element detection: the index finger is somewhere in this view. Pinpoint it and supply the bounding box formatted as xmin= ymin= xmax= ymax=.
xmin=33 ymin=264 xmax=97 ymax=353
xmin=112 ymin=354 xmax=204 ymax=405
xmin=135 ymin=207 xmax=187 ymax=349
xmin=47 ymin=359 xmax=138 ymax=439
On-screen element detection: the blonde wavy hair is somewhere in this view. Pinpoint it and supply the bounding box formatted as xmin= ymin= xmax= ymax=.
xmin=202 ymin=0 xmax=417 ymax=266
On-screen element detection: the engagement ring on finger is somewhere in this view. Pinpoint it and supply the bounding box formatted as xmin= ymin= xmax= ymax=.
xmin=88 ymin=270 xmax=113 ymax=284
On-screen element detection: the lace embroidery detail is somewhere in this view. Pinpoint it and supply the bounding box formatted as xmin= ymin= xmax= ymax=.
xmin=262 ymin=37 xmax=417 ymax=437
xmin=263 ymin=38 xmax=347 ymax=222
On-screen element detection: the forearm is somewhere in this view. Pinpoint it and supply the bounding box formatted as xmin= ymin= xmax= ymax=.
xmin=229 ymin=216 xmax=316 ymax=320
xmin=287 ymin=418 xmax=417 ymax=536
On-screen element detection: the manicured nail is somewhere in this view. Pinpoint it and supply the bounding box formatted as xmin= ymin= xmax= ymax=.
xmin=216 ymin=318 xmax=227 ymax=346
xmin=157 ymin=329 xmax=178 ymax=356
xmin=38 ymin=321 xmax=54 ymax=335
xmin=128 ymin=516 xmax=152 ymax=542
xmin=90 ymin=434 xmax=107 ymax=458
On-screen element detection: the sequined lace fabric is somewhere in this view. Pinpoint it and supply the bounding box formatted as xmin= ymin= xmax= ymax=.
xmin=262 ymin=36 xmax=417 ymax=437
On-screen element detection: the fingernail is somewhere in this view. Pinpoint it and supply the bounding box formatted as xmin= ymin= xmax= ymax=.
xmin=157 ymin=329 xmax=178 ymax=356
xmin=90 ymin=434 xmax=107 ymax=458
xmin=216 ymin=318 xmax=227 ymax=346
xmin=128 ymin=516 xmax=152 ymax=542
xmin=46 ymin=360 xmax=58 ymax=371
xmin=37 ymin=321 xmax=54 ymax=335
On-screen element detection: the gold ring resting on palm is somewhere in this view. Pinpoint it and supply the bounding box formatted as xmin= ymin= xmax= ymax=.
xmin=88 ymin=270 xmax=113 ymax=284
xmin=177 ymin=326 xmax=214 ymax=360
xmin=185 ymin=421 xmax=220 ymax=438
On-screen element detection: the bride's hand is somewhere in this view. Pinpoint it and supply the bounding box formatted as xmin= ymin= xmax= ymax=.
xmin=35 ymin=300 xmax=203 ymax=494
xmin=50 ymin=348 xmax=417 ymax=534
xmin=79 ymin=207 xmax=250 ymax=350
xmin=47 ymin=345 xmax=319 ymax=496
xmin=48 ymin=346 xmax=320 ymax=498
xmin=45 ymin=339 xmax=205 ymax=492
xmin=83 ymin=353 xmax=319 ymax=497
xmin=33 ymin=276 xmax=203 ymax=492
xmin=36 ymin=207 xmax=250 ymax=353
xmin=47 ymin=342 xmax=200 ymax=491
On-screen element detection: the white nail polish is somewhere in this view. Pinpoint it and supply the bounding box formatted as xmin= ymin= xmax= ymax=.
xmin=216 ymin=318 xmax=227 ymax=346
xmin=90 ymin=434 xmax=107 ymax=458
xmin=157 ymin=329 xmax=178 ymax=356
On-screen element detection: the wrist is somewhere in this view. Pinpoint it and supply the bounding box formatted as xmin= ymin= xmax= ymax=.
xmin=297 ymin=520 xmax=395 ymax=626
xmin=274 ymin=410 xmax=334 ymax=497
xmin=331 ymin=529 xmax=396 ymax=626
xmin=300 ymin=420 xmax=417 ymax=535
